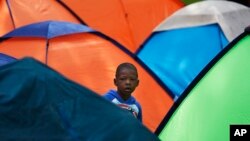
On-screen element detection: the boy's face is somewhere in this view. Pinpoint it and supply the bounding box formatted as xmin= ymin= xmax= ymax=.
xmin=114 ymin=68 xmax=139 ymax=97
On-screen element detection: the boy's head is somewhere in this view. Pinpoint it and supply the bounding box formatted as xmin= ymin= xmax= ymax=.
xmin=114 ymin=62 xmax=139 ymax=99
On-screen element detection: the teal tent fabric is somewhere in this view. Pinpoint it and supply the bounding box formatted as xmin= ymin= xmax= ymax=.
xmin=0 ymin=57 xmax=159 ymax=141
xmin=156 ymin=27 xmax=250 ymax=141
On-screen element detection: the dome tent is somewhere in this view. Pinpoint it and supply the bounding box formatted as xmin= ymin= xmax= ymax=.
xmin=0 ymin=0 xmax=184 ymax=53
xmin=156 ymin=26 xmax=250 ymax=141
xmin=0 ymin=0 xmax=80 ymax=36
xmin=58 ymin=0 xmax=184 ymax=52
xmin=137 ymin=1 xmax=250 ymax=99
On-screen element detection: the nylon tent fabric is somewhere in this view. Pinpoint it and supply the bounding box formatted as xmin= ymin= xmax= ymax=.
xmin=136 ymin=0 xmax=250 ymax=99
xmin=0 ymin=57 xmax=160 ymax=141
xmin=58 ymin=0 xmax=184 ymax=53
xmin=155 ymin=26 xmax=250 ymax=141
xmin=0 ymin=53 xmax=16 ymax=66
xmin=0 ymin=21 xmax=173 ymax=132
xmin=0 ymin=0 xmax=184 ymax=52
xmin=155 ymin=1 xmax=250 ymax=41
xmin=181 ymin=0 xmax=200 ymax=5
xmin=0 ymin=0 xmax=80 ymax=36
xmin=0 ymin=0 xmax=14 ymax=37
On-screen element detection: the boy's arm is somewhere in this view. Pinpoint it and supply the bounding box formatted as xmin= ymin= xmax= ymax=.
xmin=103 ymin=93 xmax=113 ymax=101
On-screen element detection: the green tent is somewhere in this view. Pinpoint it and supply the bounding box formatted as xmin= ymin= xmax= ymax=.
xmin=156 ymin=26 xmax=250 ymax=141
xmin=0 ymin=57 xmax=159 ymax=141
xmin=181 ymin=0 xmax=200 ymax=5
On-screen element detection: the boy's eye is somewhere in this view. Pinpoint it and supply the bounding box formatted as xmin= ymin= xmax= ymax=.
xmin=119 ymin=77 xmax=126 ymax=80
xmin=119 ymin=78 xmax=137 ymax=81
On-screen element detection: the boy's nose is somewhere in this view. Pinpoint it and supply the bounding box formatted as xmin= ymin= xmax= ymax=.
xmin=125 ymin=79 xmax=131 ymax=84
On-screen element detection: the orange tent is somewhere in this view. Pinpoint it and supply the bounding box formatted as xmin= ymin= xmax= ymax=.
xmin=0 ymin=0 xmax=79 ymax=36
xmin=1 ymin=0 xmax=184 ymax=52
xmin=59 ymin=0 xmax=184 ymax=52
xmin=0 ymin=0 xmax=13 ymax=37
xmin=0 ymin=21 xmax=174 ymax=131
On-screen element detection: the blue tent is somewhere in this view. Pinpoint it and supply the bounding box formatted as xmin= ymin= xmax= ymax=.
xmin=0 ymin=53 xmax=16 ymax=66
xmin=136 ymin=1 xmax=250 ymax=99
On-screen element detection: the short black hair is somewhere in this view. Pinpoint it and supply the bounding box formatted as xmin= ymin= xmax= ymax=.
xmin=115 ymin=62 xmax=138 ymax=78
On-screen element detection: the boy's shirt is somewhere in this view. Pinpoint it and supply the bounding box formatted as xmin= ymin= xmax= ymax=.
xmin=103 ymin=89 xmax=142 ymax=122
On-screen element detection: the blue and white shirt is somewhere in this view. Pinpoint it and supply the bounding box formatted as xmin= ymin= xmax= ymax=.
xmin=103 ymin=89 xmax=142 ymax=122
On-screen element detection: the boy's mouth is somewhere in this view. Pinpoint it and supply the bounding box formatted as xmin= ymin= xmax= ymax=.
xmin=125 ymin=87 xmax=132 ymax=92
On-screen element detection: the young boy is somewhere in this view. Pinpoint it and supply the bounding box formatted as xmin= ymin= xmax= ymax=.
xmin=103 ymin=62 xmax=142 ymax=122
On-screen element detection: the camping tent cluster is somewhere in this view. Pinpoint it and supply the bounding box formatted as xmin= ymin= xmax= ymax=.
xmin=0 ymin=20 xmax=174 ymax=133
xmin=1 ymin=0 xmax=250 ymax=140
xmin=0 ymin=0 xmax=185 ymax=132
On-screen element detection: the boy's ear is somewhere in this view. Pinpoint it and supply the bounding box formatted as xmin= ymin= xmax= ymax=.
xmin=136 ymin=79 xmax=139 ymax=86
xmin=114 ymin=78 xmax=117 ymax=86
